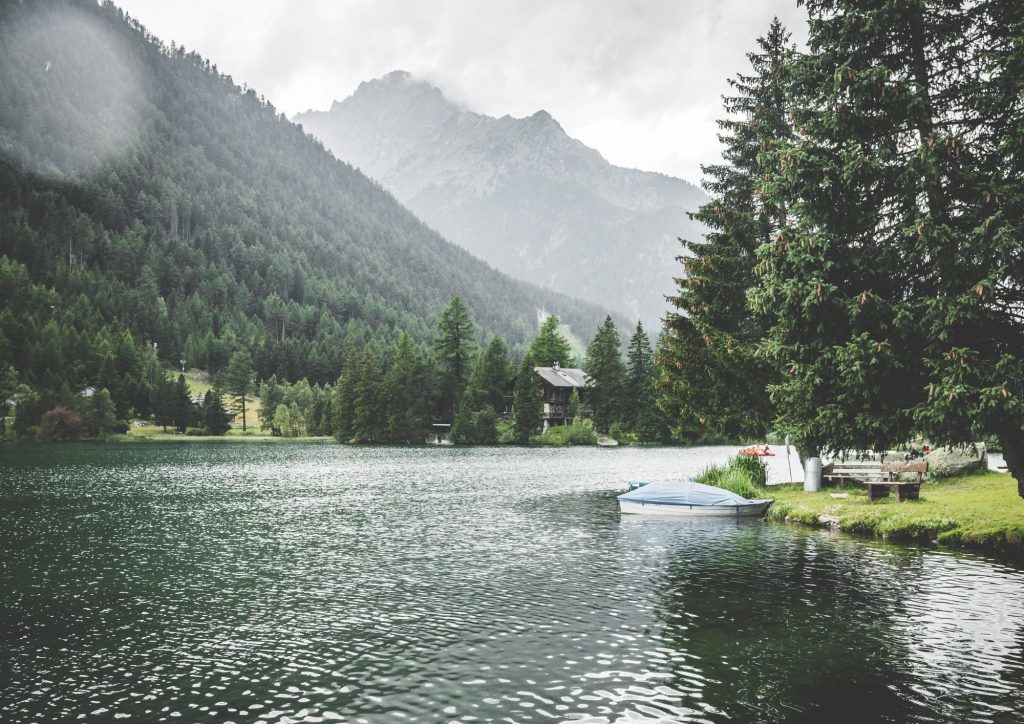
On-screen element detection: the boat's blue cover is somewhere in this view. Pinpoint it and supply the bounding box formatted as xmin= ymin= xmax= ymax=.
xmin=618 ymin=480 xmax=754 ymax=506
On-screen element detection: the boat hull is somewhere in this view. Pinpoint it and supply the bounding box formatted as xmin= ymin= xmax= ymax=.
xmin=619 ymin=499 xmax=773 ymax=517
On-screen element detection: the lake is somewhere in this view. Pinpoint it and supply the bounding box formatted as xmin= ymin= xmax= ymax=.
xmin=2 ymin=443 xmax=1023 ymax=722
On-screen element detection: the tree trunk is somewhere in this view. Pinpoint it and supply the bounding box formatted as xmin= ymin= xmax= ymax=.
xmin=999 ymin=426 xmax=1024 ymax=499
xmin=793 ymin=439 xmax=816 ymax=467
xmin=241 ymin=396 xmax=247 ymax=432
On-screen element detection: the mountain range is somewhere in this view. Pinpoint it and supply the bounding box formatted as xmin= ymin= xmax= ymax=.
xmin=294 ymin=71 xmax=708 ymax=326
xmin=0 ymin=0 xmax=616 ymax=391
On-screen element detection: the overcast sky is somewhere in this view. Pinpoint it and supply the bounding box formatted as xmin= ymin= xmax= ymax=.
xmin=115 ymin=0 xmax=807 ymax=182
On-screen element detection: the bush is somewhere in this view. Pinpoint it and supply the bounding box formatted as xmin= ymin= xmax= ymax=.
xmin=695 ymin=462 xmax=726 ymax=487
xmin=37 ymin=407 xmax=84 ymax=442
xmin=695 ymin=456 xmax=767 ymax=499
xmin=452 ymin=404 xmax=499 ymax=444
xmin=537 ymin=418 xmax=598 ymax=446
xmin=497 ymin=421 xmax=516 ymax=444
xmin=729 ymin=455 xmax=768 ymax=487
xmin=80 ymin=388 xmax=127 ymax=437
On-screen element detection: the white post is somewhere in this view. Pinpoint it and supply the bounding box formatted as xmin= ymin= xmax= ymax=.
xmin=785 ymin=435 xmax=794 ymax=483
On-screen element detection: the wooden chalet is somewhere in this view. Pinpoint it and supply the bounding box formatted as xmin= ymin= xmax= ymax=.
xmin=534 ymin=363 xmax=588 ymax=431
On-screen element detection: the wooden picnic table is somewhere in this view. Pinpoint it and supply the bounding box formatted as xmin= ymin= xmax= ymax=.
xmin=865 ymin=461 xmax=928 ymax=501
xmin=823 ymin=459 xmax=884 ymax=487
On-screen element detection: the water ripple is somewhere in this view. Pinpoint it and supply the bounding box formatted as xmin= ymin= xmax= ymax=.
xmin=1 ymin=443 xmax=1023 ymax=722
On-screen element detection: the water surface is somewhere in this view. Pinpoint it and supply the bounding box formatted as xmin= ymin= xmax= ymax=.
xmin=2 ymin=443 xmax=1022 ymax=722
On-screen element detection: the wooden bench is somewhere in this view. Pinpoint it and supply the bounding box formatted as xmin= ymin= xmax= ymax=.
xmin=823 ymin=459 xmax=884 ymax=487
xmin=866 ymin=461 xmax=929 ymax=501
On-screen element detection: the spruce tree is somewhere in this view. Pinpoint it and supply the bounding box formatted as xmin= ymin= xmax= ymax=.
xmin=659 ymin=18 xmax=791 ymax=442
xmin=512 ymin=357 xmax=541 ymax=443
xmin=331 ymin=362 xmax=356 ymax=443
xmin=202 ymin=389 xmax=232 ymax=435
xmin=624 ymin=322 xmax=668 ymax=441
xmin=472 ymin=406 xmax=499 ymax=445
xmin=223 ymin=349 xmax=255 ymax=432
xmin=528 ymin=315 xmax=573 ymax=368
xmin=916 ymin=0 xmax=1024 ymax=493
xmin=451 ymin=400 xmax=476 ymax=444
xmin=351 ymin=347 xmax=381 ymax=443
xmin=383 ymin=332 xmax=426 ymax=443
xmin=306 ymin=385 xmax=330 ymax=436
xmin=750 ymin=1 xmax=1024 ymax=476
xmin=434 ymin=297 xmax=477 ymax=422
xmin=83 ymin=388 xmax=123 ymax=437
xmin=624 ymin=322 xmax=653 ymax=430
xmin=478 ymin=336 xmax=513 ymax=413
xmin=584 ymin=316 xmax=626 ymax=432
xmin=259 ymin=374 xmax=283 ymax=433
xmin=171 ymin=373 xmax=194 ymax=432
xmin=153 ymin=376 xmax=174 ymax=432
xmin=568 ymin=388 xmax=583 ymax=421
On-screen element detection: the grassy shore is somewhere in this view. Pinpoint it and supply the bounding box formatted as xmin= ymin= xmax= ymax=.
xmin=112 ymin=430 xmax=331 ymax=442
xmin=182 ymin=369 xmax=260 ymax=430
xmin=766 ymin=470 xmax=1024 ymax=556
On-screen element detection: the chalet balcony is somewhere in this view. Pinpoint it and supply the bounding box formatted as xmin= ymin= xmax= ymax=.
xmin=543 ymin=404 xmax=568 ymax=418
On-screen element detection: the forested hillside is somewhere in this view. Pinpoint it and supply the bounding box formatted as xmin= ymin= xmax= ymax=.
xmin=0 ymin=0 xmax=613 ymax=413
xmin=294 ymin=71 xmax=709 ymax=327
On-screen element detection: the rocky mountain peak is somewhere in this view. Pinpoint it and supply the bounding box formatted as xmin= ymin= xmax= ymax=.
xmin=293 ymin=73 xmax=708 ymax=326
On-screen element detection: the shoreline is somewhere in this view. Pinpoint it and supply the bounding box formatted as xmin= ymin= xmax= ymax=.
xmin=764 ymin=470 xmax=1024 ymax=559
xmin=5 ymin=439 xmax=1022 ymax=559
xmin=112 ymin=433 xmax=334 ymax=443
xmin=102 ymin=434 xmax=739 ymax=448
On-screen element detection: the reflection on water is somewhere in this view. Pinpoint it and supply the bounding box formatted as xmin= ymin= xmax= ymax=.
xmin=1 ymin=443 xmax=1022 ymax=722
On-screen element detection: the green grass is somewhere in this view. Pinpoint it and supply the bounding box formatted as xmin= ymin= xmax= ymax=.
xmin=123 ymin=369 xmax=262 ymax=434
xmin=181 ymin=369 xmax=261 ymax=430
xmin=695 ymin=456 xmax=769 ymax=499
xmin=532 ymin=420 xmax=598 ymax=446
xmin=112 ymin=432 xmax=330 ymax=443
xmin=767 ymin=470 xmax=1024 ymax=555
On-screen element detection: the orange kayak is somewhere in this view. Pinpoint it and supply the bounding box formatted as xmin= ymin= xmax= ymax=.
xmin=739 ymin=446 xmax=775 ymax=457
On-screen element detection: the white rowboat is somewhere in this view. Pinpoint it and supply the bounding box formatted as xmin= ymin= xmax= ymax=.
xmin=618 ymin=480 xmax=773 ymax=518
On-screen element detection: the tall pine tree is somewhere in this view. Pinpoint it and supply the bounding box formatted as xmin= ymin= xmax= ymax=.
xmin=383 ymin=332 xmax=428 ymax=443
xmin=351 ymin=346 xmax=382 ymax=443
xmin=584 ymin=316 xmax=626 ymax=433
xmin=659 ymin=18 xmax=792 ymax=442
xmin=915 ymin=0 xmax=1024 ymax=493
xmin=223 ymin=349 xmax=255 ymax=432
xmin=171 ymin=373 xmax=194 ymax=432
xmin=624 ymin=322 xmax=667 ymax=441
xmin=512 ymin=357 xmax=541 ymax=443
xmin=202 ymin=389 xmax=232 ymax=435
xmin=434 ymin=297 xmax=477 ymax=422
xmin=477 ymin=335 xmax=513 ymax=413
xmin=528 ymin=315 xmax=573 ymax=368
xmin=259 ymin=374 xmax=283 ymax=433
xmin=750 ymin=0 xmax=1021 ymax=471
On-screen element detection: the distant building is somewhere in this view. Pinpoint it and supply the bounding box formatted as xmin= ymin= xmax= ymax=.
xmin=534 ymin=364 xmax=588 ymax=431
xmin=425 ymin=422 xmax=452 ymax=445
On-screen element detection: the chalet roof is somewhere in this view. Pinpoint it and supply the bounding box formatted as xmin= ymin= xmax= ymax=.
xmin=535 ymin=366 xmax=588 ymax=388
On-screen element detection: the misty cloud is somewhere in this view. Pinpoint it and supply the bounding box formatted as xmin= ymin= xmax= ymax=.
xmin=114 ymin=0 xmax=807 ymax=181
xmin=1 ymin=3 xmax=145 ymax=179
